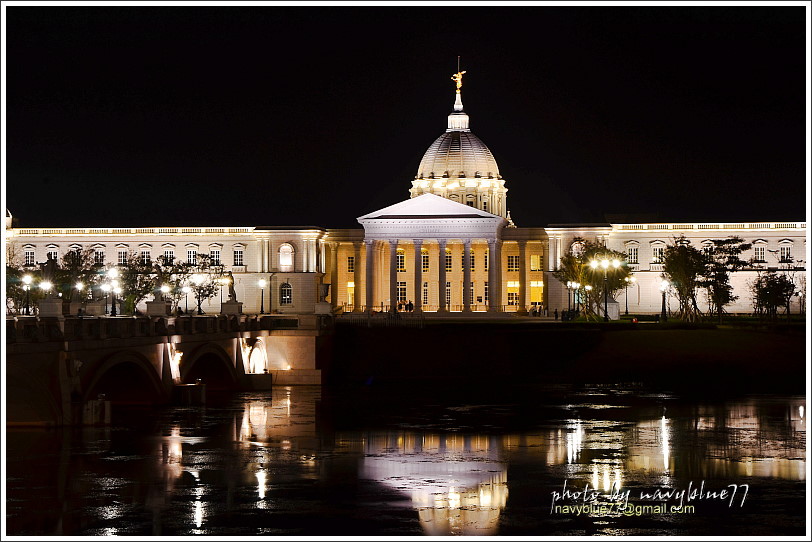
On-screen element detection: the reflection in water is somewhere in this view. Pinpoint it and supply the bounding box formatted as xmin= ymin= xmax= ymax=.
xmin=358 ymin=433 xmax=508 ymax=535
xmin=4 ymin=389 xmax=806 ymax=536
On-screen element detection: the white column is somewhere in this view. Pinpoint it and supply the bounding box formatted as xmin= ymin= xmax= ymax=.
xmin=310 ymin=239 xmax=318 ymax=272
xmin=389 ymin=239 xmax=398 ymax=312
xmin=488 ymin=239 xmax=500 ymax=312
xmin=437 ymin=239 xmax=448 ymax=312
xmin=329 ymin=242 xmax=339 ymax=309
xmin=353 ymin=242 xmax=363 ymax=311
xmin=463 ymin=239 xmax=472 ymax=312
xmin=364 ymin=240 xmax=375 ymax=312
xmin=413 ymin=239 xmax=423 ymax=312
xmin=517 ymin=240 xmax=528 ymax=315
xmin=320 ymin=240 xmax=326 ymax=273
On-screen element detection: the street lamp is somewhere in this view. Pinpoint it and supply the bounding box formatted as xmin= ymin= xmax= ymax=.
xmin=182 ymin=286 xmax=192 ymax=314
xmin=624 ymin=276 xmax=637 ymax=315
xmin=218 ymin=277 xmax=227 ymax=303
xmin=108 ymin=268 xmax=120 ymax=316
xmin=101 ymin=283 xmax=111 ymax=314
xmin=590 ymin=257 xmax=621 ymax=322
xmin=258 ymin=278 xmax=267 ymax=314
xmin=22 ymin=274 xmax=32 ymax=315
xmin=160 ymin=284 xmax=170 ymax=301
xmin=659 ymin=280 xmax=669 ymax=323
xmin=573 ymin=282 xmax=580 ymax=313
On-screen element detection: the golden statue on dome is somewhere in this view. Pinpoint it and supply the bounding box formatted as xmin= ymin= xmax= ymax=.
xmin=451 ymin=70 xmax=466 ymax=91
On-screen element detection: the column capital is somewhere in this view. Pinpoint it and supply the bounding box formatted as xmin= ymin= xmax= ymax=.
xmin=437 ymin=238 xmax=448 ymax=248
xmin=463 ymin=238 xmax=472 ymax=247
xmin=364 ymin=239 xmax=376 ymax=247
xmin=412 ymin=238 xmax=424 ymax=247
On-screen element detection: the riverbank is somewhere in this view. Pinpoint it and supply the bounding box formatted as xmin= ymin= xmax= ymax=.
xmin=326 ymin=322 xmax=806 ymax=395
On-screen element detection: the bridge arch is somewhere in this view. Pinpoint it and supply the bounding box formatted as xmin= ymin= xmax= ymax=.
xmin=83 ymin=350 xmax=166 ymax=405
xmin=181 ymin=342 xmax=239 ymax=390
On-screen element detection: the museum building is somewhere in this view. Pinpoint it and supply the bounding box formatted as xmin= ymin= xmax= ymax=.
xmin=6 ymin=76 xmax=807 ymax=317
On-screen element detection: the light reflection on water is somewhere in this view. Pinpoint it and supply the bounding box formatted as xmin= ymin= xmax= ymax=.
xmin=5 ymin=387 xmax=806 ymax=536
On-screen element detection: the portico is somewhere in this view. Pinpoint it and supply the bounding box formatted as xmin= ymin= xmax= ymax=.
xmin=357 ymin=194 xmax=507 ymax=313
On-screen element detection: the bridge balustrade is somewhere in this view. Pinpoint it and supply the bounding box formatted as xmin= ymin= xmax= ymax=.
xmin=6 ymin=313 xmax=304 ymax=343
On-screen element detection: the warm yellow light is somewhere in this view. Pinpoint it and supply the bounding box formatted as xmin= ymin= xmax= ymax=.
xmin=107 ymin=268 xmax=119 ymax=279
xmin=182 ymin=286 xmax=192 ymax=294
xmin=22 ymin=275 xmax=32 ymax=285
xmin=160 ymin=284 xmax=171 ymax=293
xmin=111 ymin=279 xmax=119 ymax=288
xmin=590 ymin=261 xmax=598 ymax=269
xmin=40 ymin=281 xmax=53 ymax=291
xmin=258 ymin=279 xmax=267 ymax=288
xmin=612 ymin=259 xmax=620 ymax=268
xmin=601 ymin=259 xmax=609 ymax=269
xmin=660 ymin=280 xmax=669 ymax=292
xmin=192 ymin=274 xmax=204 ymax=285
xmin=585 ymin=285 xmax=592 ymax=291
xmin=75 ymin=282 xmax=84 ymax=290
xmin=101 ymin=284 xmax=111 ymax=292
xmin=113 ymin=287 xmax=122 ymax=294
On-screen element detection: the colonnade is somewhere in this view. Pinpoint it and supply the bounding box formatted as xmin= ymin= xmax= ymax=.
xmin=326 ymin=238 xmax=531 ymax=313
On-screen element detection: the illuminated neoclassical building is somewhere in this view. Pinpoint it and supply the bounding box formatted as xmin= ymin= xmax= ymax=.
xmin=5 ymin=71 xmax=806 ymax=317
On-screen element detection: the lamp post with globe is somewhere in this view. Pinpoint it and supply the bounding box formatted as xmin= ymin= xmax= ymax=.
xmin=624 ymin=276 xmax=637 ymax=315
xmin=590 ymin=257 xmax=621 ymax=322
xmin=22 ymin=274 xmax=32 ymax=315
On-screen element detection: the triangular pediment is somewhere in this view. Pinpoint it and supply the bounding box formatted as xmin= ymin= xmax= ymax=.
xmin=358 ymin=193 xmax=499 ymax=221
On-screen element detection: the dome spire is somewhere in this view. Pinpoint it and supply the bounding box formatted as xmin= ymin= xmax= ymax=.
xmin=448 ymin=58 xmax=470 ymax=132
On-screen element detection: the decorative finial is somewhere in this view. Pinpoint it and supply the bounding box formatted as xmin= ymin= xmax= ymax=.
xmin=451 ymin=56 xmax=466 ymax=92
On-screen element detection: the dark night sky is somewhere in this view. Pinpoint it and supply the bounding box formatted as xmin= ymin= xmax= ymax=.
xmin=4 ymin=5 xmax=808 ymax=229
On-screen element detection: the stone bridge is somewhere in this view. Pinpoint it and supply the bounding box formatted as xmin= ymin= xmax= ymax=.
xmin=5 ymin=314 xmax=330 ymax=426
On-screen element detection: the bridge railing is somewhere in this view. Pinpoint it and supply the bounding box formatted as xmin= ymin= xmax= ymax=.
xmin=6 ymin=313 xmax=307 ymax=343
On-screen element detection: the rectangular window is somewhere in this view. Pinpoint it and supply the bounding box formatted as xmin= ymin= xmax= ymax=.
xmin=530 ymin=254 xmax=542 ymax=271
xmin=396 ymin=281 xmax=407 ymax=303
xmin=47 ymin=250 xmax=59 ymax=262
xmin=396 ymin=252 xmax=405 ymax=272
xmin=754 ymin=246 xmax=765 ymax=262
xmin=445 ymin=250 xmax=452 ymax=271
xmin=627 ymin=247 xmax=639 ymax=264
xmin=462 ymin=253 xmax=476 ymax=271
xmin=507 ymin=255 xmax=520 ymax=271
xmin=445 ymin=281 xmax=451 ymax=308
xmin=233 ymin=249 xmax=244 ymax=267
xmin=187 ymin=249 xmax=197 ymax=265
xmin=482 ymin=201 xmax=488 ymax=212
xmin=118 ymin=250 xmax=128 ymax=265
xmin=164 ymin=250 xmax=175 ymax=264
xmin=347 ymin=256 xmax=355 ymax=273
xmin=210 ymin=250 xmax=221 ymax=266
xmin=484 ymin=281 xmax=489 ymax=305
xmin=94 ymin=250 xmax=105 ymax=265
xmin=141 ymin=251 xmax=151 ymax=265
xmin=24 ymin=250 xmax=35 ymax=266
xmin=485 ymin=252 xmax=489 ymax=271
xmin=652 ymin=246 xmax=664 ymax=263
xmin=780 ymin=246 xmax=792 ymax=262
xmin=422 ymin=281 xmax=429 ymax=306
xmin=530 ymin=280 xmax=544 ymax=303
xmin=422 ymin=252 xmax=429 ymax=272
xmin=347 ymin=281 xmax=355 ymax=305
xmin=507 ymin=292 xmax=519 ymax=306
xmin=507 ymin=280 xmax=519 ymax=306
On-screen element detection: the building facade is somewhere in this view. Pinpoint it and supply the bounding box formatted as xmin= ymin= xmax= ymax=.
xmin=5 ymin=77 xmax=806 ymax=317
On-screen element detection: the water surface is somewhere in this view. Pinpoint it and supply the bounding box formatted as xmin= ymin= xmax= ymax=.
xmin=5 ymin=386 xmax=806 ymax=536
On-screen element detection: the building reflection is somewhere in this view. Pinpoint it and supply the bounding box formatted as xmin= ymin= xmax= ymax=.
xmin=357 ymin=433 xmax=508 ymax=535
xmin=7 ymin=391 xmax=803 ymax=535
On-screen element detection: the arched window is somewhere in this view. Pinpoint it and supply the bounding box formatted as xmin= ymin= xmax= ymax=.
xmin=279 ymin=243 xmax=295 ymax=272
xmin=280 ymin=282 xmax=292 ymax=305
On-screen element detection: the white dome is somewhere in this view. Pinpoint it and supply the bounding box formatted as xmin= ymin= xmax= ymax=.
xmin=416 ymin=131 xmax=500 ymax=180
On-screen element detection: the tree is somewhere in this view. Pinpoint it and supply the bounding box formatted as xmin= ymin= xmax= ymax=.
xmin=187 ymin=254 xmax=225 ymax=315
xmin=751 ymin=271 xmax=796 ymax=321
xmin=553 ymin=240 xmax=631 ymax=321
xmin=156 ymin=255 xmax=193 ymax=314
xmin=5 ymin=241 xmax=45 ymax=315
xmin=118 ymin=251 xmax=158 ymax=314
xmin=702 ymin=236 xmax=751 ymax=323
xmin=58 ymin=248 xmax=102 ymax=301
xmin=661 ymin=236 xmax=705 ymax=322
